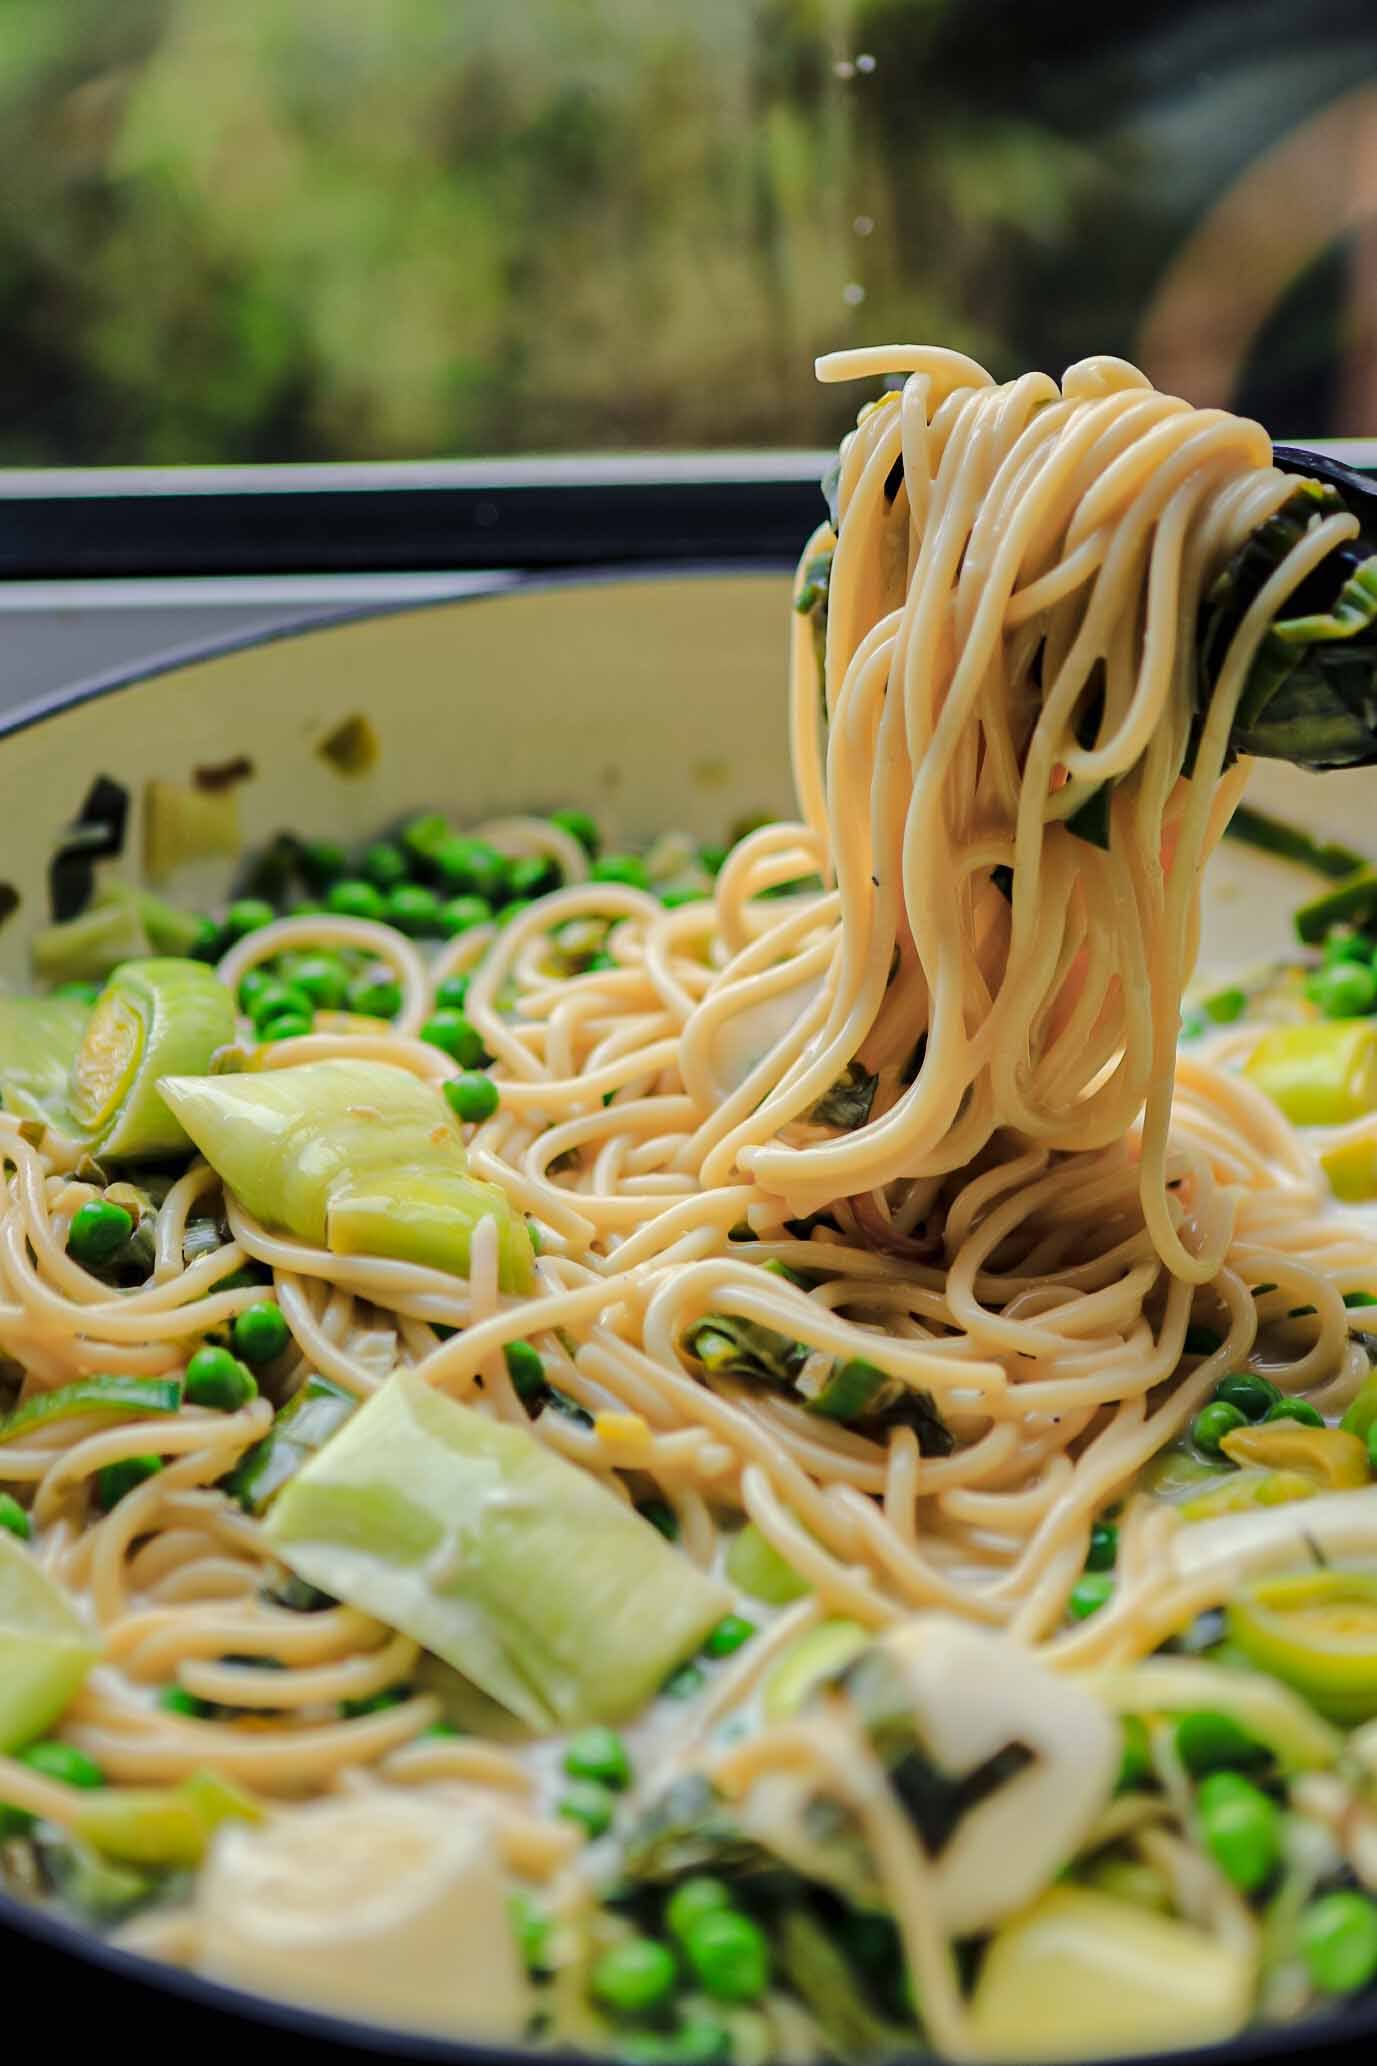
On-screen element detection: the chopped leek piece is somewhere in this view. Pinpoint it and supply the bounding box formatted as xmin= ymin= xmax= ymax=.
xmin=265 ymin=1370 xmax=730 ymax=1729
xmin=761 ymin=1621 xmax=869 ymax=1721
xmin=1321 ymin=1133 xmax=1377 ymax=1202
xmin=1243 ymin=1020 xmax=1377 ymax=1126
xmin=806 ymin=1063 xmax=876 ymax=1129
xmin=1342 ymin=1371 xmax=1377 ymax=1441
xmin=1230 ymin=1569 xmax=1377 ymax=1723
xmin=967 ymin=1887 xmax=1251 ymax=2059
xmin=1219 ymin=1422 xmax=1369 ymax=1489
xmin=0 ymin=1531 xmax=97 ymax=1751
xmin=143 ymin=779 xmax=240 ymax=882
xmin=71 ymin=959 xmax=236 ymax=1159
xmin=74 ymin=1768 xmax=258 ymax=1866
xmin=724 ymin=1523 xmax=811 ymax=1605
xmin=196 ymin=1793 xmax=532 ymax=2038
xmin=0 ymin=992 xmax=88 ymax=1126
xmin=31 ymin=899 xmax=148 ymax=986
xmin=230 ymin=1375 xmax=356 ymax=1514
xmin=159 ymin=1061 xmax=535 ymax=1291
xmin=1180 ymin=1468 xmax=1318 ymax=1520
xmin=0 ymin=1375 xmax=181 ymax=1447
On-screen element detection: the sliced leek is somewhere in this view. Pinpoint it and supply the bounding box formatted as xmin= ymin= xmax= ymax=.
xmin=71 ymin=959 xmax=236 ymax=1159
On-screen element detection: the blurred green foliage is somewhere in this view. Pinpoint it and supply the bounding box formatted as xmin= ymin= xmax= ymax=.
xmin=0 ymin=0 xmax=1108 ymax=462
xmin=0 ymin=0 xmax=1370 ymax=462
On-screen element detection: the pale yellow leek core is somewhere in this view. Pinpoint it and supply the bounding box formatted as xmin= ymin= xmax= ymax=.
xmin=0 ymin=349 xmax=1372 ymax=2054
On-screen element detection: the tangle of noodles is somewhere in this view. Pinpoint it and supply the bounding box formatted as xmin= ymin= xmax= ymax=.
xmin=2 ymin=349 xmax=1375 ymax=2051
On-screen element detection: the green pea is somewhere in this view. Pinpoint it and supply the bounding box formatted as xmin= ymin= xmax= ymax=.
xmin=675 ymin=2017 xmax=732 ymax=2063
xmin=248 ymin=978 xmax=314 ymax=1029
xmin=421 ymin=1010 xmax=488 ymax=1067
xmin=698 ymin=845 xmax=728 ymax=875
xmin=509 ymin=1889 xmax=552 ymax=1972
xmin=682 ymin=1910 xmax=771 ymax=2003
xmin=1195 ymin=1770 xmax=1281 ymax=1891
xmin=1264 ymin=1396 xmax=1324 ymax=1427
xmin=431 ymin=837 xmax=506 ymax=901
xmin=52 ymin=979 xmax=103 ymax=1005
xmin=299 ymin=839 xmax=348 ymax=891
xmin=588 ymin=950 xmax=618 ymax=972
xmin=503 ymin=1340 xmax=546 ymax=1402
xmin=290 ymin=899 xmax=324 ymax=918
xmin=67 ymin=1199 xmax=134 ymax=1268
xmin=421 ymin=1720 xmax=461 ymax=1740
xmin=185 ymin=1345 xmax=258 ymax=1411
xmin=1178 ymin=1008 xmax=1207 ymax=1042
xmin=188 ymin=917 xmax=224 ymax=962
xmin=1117 ymin=1715 xmax=1153 ymax=1791
xmin=660 ymin=887 xmax=704 ymax=908
xmin=237 ymin=967 xmax=275 ymax=1013
xmin=1067 ymin=1572 xmax=1113 ymax=1620
xmin=401 ymin=813 xmax=451 ymax=863
xmin=666 ymin=1877 xmax=734 ymax=1943
xmin=96 ymin=1455 xmax=162 ymax=1511
xmin=347 ymin=971 xmax=403 ymax=1019
xmin=507 ymin=853 xmax=561 ymax=899
xmin=224 ymin=898 xmax=277 ymax=942
xmin=1191 ymin=1400 xmax=1247 ymax=1454
xmin=591 ymin=853 xmax=651 ymax=890
xmin=0 ymin=1493 xmax=30 ymax=1540
xmin=1213 ymin=1372 xmax=1282 ymax=1422
xmin=703 ymin=1615 xmax=757 ymax=1658
xmin=442 ymin=1072 xmax=500 ymax=1124
xmin=1300 ymin=1890 xmax=1377 ymax=1993
xmin=1306 ymin=960 xmax=1377 ymax=1018
xmin=591 ymin=1936 xmax=678 ymax=2017
xmin=551 ymin=809 xmax=600 ymax=857
xmin=662 ymin=1663 xmax=705 ymax=1700
xmin=382 ymin=883 xmax=438 ymax=936
xmin=1201 ymin=986 xmax=1248 ymax=1025
xmin=1367 ymin=1424 xmax=1377 ymax=1475
xmin=1176 ymin=1709 xmax=1267 ymax=1775
xmin=157 ymin=1685 xmax=212 ymax=1719
xmin=21 ymin=1740 xmax=104 ymax=1790
xmin=285 ymin=954 xmax=350 ymax=1011
xmin=1324 ymin=929 xmax=1373 ymax=966
xmin=258 ymin=1011 xmax=314 ymax=1044
xmin=435 ymin=973 xmax=472 ymax=1010
xmin=231 ymin=1303 xmax=290 ymax=1366
xmin=326 ymin=879 xmax=388 ymax=923
xmin=557 ymin=1780 xmax=615 ymax=1839
xmin=441 ymin=895 xmax=493 ymax=937
xmin=361 ymin=841 xmax=410 ymax=889
xmin=1085 ymin=1521 xmax=1118 ymax=1571
xmin=563 ymin=1726 xmax=632 ymax=1791
xmin=496 ymin=898 xmax=535 ymax=928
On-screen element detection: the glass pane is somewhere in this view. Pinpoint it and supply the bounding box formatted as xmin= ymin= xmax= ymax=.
xmin=5 ymin=0 xmax=1377 ymax=464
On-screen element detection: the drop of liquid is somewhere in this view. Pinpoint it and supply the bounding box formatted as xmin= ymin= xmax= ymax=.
xmin=855 ymin=52 xmax=877 ymax=73
xmin=833 ymin=58 xmax=855 ymax=78
xmin=842 ymin=282 xmax=867 ymax=307
xmin=853 ymin=215 xmax=875 ymax=237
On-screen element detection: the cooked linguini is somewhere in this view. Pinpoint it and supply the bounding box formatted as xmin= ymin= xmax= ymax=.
xmin=3 ymin=349 xmax=1377 ymax=2054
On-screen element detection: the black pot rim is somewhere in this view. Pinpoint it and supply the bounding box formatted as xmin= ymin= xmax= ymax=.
xmin=2 ymin=569 xmax=1377 ymax=2066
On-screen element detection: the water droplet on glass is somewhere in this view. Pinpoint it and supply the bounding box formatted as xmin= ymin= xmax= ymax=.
xmin=842 ymin=282 xmax=867 ymax=307
xmin=853 ymin=215 xmax=875 ymax=237
xmin=855 ymin=52 xmax=877 ymax=73
xmin=833 ymin=58 xmax=855 ymax=79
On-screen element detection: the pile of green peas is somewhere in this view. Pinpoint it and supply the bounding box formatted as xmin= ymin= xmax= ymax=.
xmin=1189 ymin=1371 xmax=1326 ymax=1455
xmin=1306 ymin=928 xmax=1377 ymax=1020
xmin=193 ymin=810 xmax=738 ymax=1063
xmin=583 ymin=1869 xmax=773 ymax=2061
